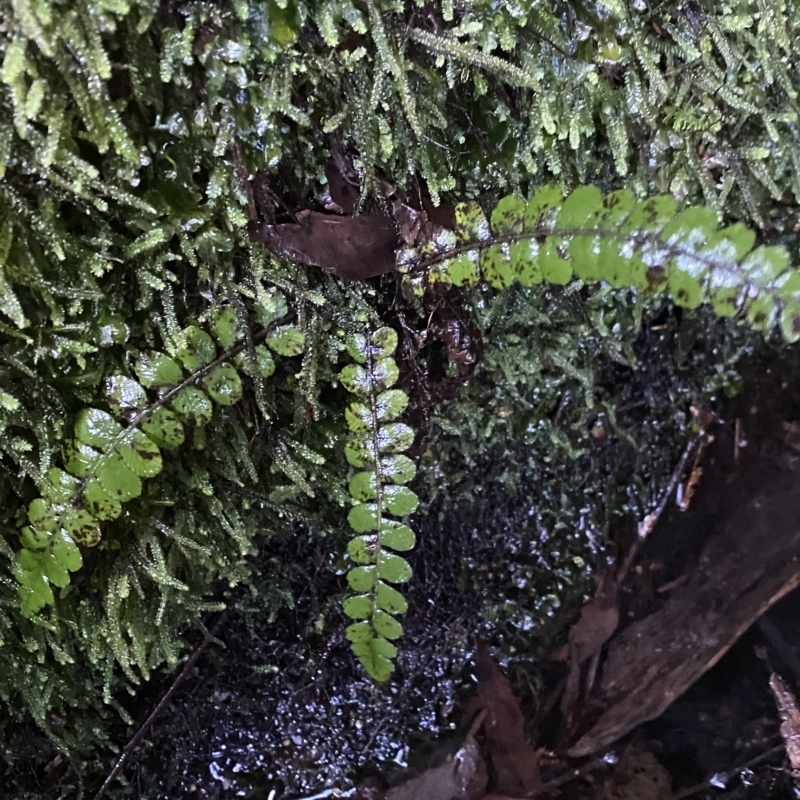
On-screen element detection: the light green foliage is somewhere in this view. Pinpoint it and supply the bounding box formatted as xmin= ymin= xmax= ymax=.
xmin=398 ymin=187 xmax=800 ymax=342
xmin=0 ymin=0 xmax=798 ymax=784
xmin=341 ymin=327 xmax=417 ymax=681
xmin=13 ymin=308 xmax=306 ymax=616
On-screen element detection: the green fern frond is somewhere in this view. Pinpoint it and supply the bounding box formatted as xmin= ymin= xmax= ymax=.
xmin=341 ymin=327 xmax=417 ymax=682
xmin=13 ymin=306 xmax=302 ymax=616
xmin=399 ymin=186 xmax=800 ymax=341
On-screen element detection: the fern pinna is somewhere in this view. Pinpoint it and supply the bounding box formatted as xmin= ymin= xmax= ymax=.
xmin=340 ymin=328 xmax=418 ymax=681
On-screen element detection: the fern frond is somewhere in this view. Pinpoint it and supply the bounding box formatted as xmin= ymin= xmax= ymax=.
xmin=399 ymin=186 xmax=800 ymax=341
xmin=341 ymin=327 xmax=417 ymax=681
xmin=13 ymin=306 xmax=302 ymax=616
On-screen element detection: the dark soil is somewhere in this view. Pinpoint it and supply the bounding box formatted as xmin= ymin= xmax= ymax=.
xmin=113 ymin=353 xmax=800 ymax=800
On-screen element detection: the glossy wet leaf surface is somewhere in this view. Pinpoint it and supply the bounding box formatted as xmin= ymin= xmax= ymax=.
xmin=96 ymin=451 xmax=143 ymax=502
xmin=74 ymin=409 xmax=123 ymax=451
xmin=105 ymin=375 xmax=147 ymax=420
xmin=118 ymin=430 xmax=163 ymax=478
xmin=178 ymin=326 xmax=217 ymax=371
xmin=141 ymin=408 xmax=185 ymax=449
xmin=203 ymin=364 xmax=243 ymax=406
xmin=135 ymin=352 xmax=183 ymax=388
xmin=170 ymin=387 xmax=214 ymax=426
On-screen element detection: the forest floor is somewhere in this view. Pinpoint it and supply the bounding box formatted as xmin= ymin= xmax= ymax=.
xmin=8 ymin=310 xmax=800 ymax=800
xmin=32 ymin=356 xmax=799 ymax=800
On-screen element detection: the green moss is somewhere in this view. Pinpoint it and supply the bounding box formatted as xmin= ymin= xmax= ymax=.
xmin=1 ymin=0 xmax=800 ymax=791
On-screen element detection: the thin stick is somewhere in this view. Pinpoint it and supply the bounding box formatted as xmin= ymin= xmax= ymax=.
xmin=91 ymin=613 xmax=227 ymax=800
xmin=671 ymin=742 xmax=784 ymax=800
xmin=617 ymin=437 xmax=697 ymax=586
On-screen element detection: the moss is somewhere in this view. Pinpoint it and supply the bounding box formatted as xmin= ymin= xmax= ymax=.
xmin=0 ymin=0 xmax=799 ymax=793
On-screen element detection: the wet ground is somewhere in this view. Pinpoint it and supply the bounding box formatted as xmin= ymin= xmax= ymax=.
xmin=120 ymin=349 xmax=800 ymax=800
xmin=8 ymin=304 xmax=800 ymax=800
xmin=118 ymin=490 xmax=597 ymax=799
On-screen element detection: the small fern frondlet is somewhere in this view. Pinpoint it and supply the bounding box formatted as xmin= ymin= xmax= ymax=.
xmin=14 ymin=302 xmax=304 ymax=617
xmin=340 ymin=327 xmax=418 ymax=682
xmin=398 ymin=186 xmax=800 ymax=343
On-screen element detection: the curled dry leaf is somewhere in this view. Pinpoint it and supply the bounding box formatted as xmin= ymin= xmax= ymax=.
xmin=566 ymin=577 xmax=619 ymax=668
xmin=769 ymin=672 xmax=800 ymax=788
xmin=560 ymin=573 xmax=619 ymax=728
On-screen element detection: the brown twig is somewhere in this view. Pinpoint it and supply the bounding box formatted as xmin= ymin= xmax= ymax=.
xmin=671 ymin=741 xmax=784 ymax=800
xmin=91 ymin=613 xmax=227 ymax=800
xmin=617 ymin=437 xmax=697 ymax=586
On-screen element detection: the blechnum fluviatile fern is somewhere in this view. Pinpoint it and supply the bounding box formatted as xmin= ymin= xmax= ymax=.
xmin=15 ymin=298 xmax=304 ymax=617
xmin=398 ymin=185 xmax=800 ymax=343
xmin=340 ymin=327 xmax=417 ymax=681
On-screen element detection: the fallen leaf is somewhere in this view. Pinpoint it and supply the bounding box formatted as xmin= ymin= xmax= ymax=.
xmin=567 ymin=577 xmax=619 ymax=668
xmin=324 ymin=158 xmax=361 ymax=214
xmin=249 ymin=210 xmax=398 ymax=283
xmin=560 ymin=573 xmax=619 ymax=729
xmin=769 ymin=672 xmax=800 ymax=788
xmin=461 ymin=645 xmax=540 ymax=794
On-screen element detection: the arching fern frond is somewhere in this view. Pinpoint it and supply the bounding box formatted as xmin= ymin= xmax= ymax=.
xmin=398 ymin=185 xmax=800 ymax=342
xmin=14 ymin=306 xmax=303 ymax=617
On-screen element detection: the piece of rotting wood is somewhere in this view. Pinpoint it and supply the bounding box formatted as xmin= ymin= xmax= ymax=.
xmin=569 ymin=464 xmax=800 ymax=758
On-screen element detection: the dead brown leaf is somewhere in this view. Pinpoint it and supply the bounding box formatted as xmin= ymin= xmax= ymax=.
xmin=323 ymin=158 xmax=360 ymax=215
xmin=461 ymin=646 xmax=540 ymax=795
xmin=567 ymin=578 xmax=619 ymax=668
xmin=249 ymin=210 xmax=398 ymax=282
xmin=560 ymin=574 xmax=619 ymax=731
xmin=769 ymin=672 xmax=800 ymax=788
xmin=385 ymin=736 xmax=486 ymax=800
